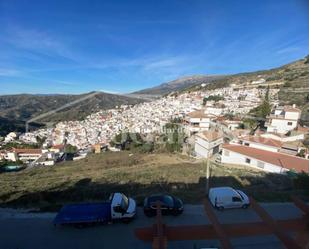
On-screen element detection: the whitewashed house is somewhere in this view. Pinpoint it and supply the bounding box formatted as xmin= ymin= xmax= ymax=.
xmin=184 ymin=110 xmax=211 ymax=135
xmin=205 ymin=107 xmax=223 ymax=116
xmin=195 ymin=131 xmax=223 ymax=158
xmin=219 ymin=119 xmax=242 ymax=131
xmin=222 ymin=144 xmax=309 ymax=174
xmin=265 ymin=105 xmax=301 ymax=134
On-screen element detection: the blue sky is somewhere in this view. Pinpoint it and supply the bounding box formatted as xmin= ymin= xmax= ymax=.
xmin=0 ymin=0 xmax=309 ymax=94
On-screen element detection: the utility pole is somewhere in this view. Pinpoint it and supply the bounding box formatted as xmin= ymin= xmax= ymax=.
xmin=206 ymin=158 xmax=210 ymax=195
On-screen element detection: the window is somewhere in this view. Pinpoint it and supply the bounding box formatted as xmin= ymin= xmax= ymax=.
xmin=257 ymin=161 xmax=265 ymax=169
xmin=224 ymin=150 xmax=230 ymax=156
xmin=120 ymin=194 xmax=129 ymax=211
xmin=113 ymin=205 xmax=124 ymax=213
xmin=244 ymin=142 xmax=250 ymax=146
xmin=287 ymin=122 xmax=293 ymax=126
xmin=232 ymin=196 xmax=242 ymax=202
xmin=245 ymin=158 xmax=251 ymax=164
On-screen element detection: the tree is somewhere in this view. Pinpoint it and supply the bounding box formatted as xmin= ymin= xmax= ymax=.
xmin=64 ymin=144 xmax=78 ymax=154
xmin=249 ymin=86 xmax=271 ymax=128
xmin=110 ymin=132 xmax=153 ymax=153
xmin=243 ymin=118 xmax=258 ymax=134
xmin=163 ymin=123 xmax=184 ymax=152
xmin=36 ymin=136 xmax=46 ymax=147
xmin=202 ymin=95 xmax=224 ymax=105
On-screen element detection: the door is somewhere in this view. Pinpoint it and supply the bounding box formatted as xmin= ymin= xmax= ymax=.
xmin=112 ymin=205 xmax=125 ymax=219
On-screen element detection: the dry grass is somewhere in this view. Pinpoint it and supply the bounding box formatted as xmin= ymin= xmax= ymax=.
xmin=0 ymin=151 xmax=307 ymax=210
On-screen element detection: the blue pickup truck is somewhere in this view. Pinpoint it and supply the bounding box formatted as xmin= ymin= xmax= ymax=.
xmin=53 ymin=193 xmax=136 ymax=226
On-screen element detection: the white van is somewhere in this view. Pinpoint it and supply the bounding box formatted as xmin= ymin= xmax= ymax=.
xmin=208 ymin=187 xmax=250 ymax=210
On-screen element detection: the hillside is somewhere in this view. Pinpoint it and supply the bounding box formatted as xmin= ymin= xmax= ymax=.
xmin=0 ymin=92 xmax=144 ymax=135
xmin=182 ymin=56 xmax=309 ymax=115
xmin=134 ymin=75 xmax=225 ymax=95
xmin=0 ymin=151 xmax=305 ymax=210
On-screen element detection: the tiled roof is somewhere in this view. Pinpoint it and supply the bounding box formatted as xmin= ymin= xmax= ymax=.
xmin=12 ymin=148 xmax=42 ymax=154
xmin=187 ymin=110 xmax=211 ymax=119
xmin=197 ymin=130 xmax=223 ymax=141
xmin=241 ymin=136 xmax=282 ymax=148
xmin=222 ymin=144 xmax=309 ymax=173
xmin=51 ymin=144 xmax=64 ymax=149
xmin=284 ymin=106 xmax=301 ymax=113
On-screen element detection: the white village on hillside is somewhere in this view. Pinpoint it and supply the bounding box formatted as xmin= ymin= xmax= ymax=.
xmin=1 ymin=84 xmax=308 ymax=174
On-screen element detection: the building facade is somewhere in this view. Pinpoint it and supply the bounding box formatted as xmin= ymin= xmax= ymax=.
xmin=194 ymin=131 xmax=223 ymax=158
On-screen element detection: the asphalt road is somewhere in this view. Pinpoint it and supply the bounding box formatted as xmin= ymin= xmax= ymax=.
xmin=0 ymin=203 xmax=304 ymax=249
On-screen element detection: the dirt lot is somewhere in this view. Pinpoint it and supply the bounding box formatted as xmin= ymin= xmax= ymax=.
xmin=0 ymin=151 xmax=307 ymax=210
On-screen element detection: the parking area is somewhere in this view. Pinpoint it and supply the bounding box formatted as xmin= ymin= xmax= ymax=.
xmin=0 ymin=203 xmax=304 ymax=249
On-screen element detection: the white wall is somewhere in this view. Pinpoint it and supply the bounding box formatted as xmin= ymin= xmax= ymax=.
xmin=6 ymin=152 xmax=18 ymax=162
xmin=195 ymin=142 xmax=210 ymax=158
xmin=188 ymin=117 xmax=211 ymax=128
xmin=195 ymin=136 xmax=223 ymax=158
xmin=221 ymin=148 xmax=286 ymax=174
xmin=267 ymin=119 xmax=298 ymax=134
xmin=285 ymin=111 xmax=300 ymax=120
xmin=185 ymin=118 xmax=210 ymax=135
xmin=205 ymin=108 xmax=223 ymax=116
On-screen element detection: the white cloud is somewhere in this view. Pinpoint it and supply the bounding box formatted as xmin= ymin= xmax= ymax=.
xmin=4 ymin=26 xmax=78 ymax=62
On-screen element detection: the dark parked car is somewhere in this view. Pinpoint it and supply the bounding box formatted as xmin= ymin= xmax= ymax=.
xmin=143 ymin=194 xmax=183 ymax=217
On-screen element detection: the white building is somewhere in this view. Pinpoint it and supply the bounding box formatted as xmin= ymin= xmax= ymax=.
xmin=222 ymin=144 xmax=309 ymax=174
xmin=251 ymin=78 xmax=266 ymax=85
xmin=195 ymin=131 xmax=223 ymax=158
xmin=234 ymin=135 xmax=282 ymax=153
xmin=184 ymin=110 xmax=212 ymax=135
xmin=205 ymin=107 xmax=223 ymax=116
xmin=4 ymin=132 xmax=18 ymax=143
xmin=265 ymin=105 xmax=301 ymax=134
xmin=219 ymin=119 xmax=242 ymax=131
xmin=12 ymin=148 xmax=43 ymax=162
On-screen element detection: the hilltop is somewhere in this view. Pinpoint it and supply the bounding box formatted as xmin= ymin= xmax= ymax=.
xmin=133 ymin=75 xmax=225 ymax=95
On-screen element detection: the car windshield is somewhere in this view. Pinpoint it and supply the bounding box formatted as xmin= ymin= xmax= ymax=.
xmin=149 ymin=195 xmax=174 ymax=208
xmin=120 ymin=194 xmax=129 ymax=211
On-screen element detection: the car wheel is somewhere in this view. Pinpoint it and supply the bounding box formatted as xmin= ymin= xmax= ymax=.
xmin=242 ymin=204 xmax=249 ymax=209
xmin=217 ymin=206 xmax=224 ymax=211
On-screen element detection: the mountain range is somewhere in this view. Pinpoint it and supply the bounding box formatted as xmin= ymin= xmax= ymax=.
xmin=133 ymin=75 xmax=225 ymax=95
xmin=0 ymin=92 xmax=144 ymax=136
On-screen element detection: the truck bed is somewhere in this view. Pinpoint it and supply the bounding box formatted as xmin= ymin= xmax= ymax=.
xmin=53 ymin=202 xmax=111 ymax=225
